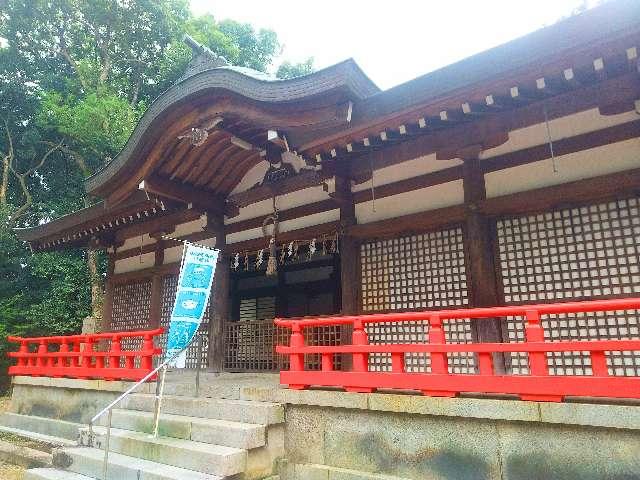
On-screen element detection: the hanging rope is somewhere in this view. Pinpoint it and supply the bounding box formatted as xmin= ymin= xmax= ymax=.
xmin=543 ymin=103 xmax=558 ymax=173
xmin=262 ymin=196 xmax=280 ymax=276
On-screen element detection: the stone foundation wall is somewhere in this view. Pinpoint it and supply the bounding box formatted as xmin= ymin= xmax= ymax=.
xmin=8 ymin=377 xmax=640 ymax=479
xmin=240 ymin=389 xmax=640 ymax=480
xmin=9 ymin=377 xmax=154 ymax=424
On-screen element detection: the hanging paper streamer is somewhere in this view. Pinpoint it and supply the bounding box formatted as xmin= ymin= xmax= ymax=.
xmin=165 ymin=243 xmax=219 ymax=368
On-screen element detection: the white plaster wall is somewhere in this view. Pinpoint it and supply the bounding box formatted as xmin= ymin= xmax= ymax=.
xmin=485 ymin=138 xmax=640 ymax=198
xmin=230 ymin=161 xmax=269 ymax=194
xmin=482 ymin=108 xmax=639 ymax=159
xmin=353 ymin=153 xmax=462 ymax=191
xmin=120 ymin=233 xmax=155 ymax=250
xmin=356 ymin=180 xmax=464 ymax=224
xmin=225 ymin=182 xmax=334 ymax=225
xmin=173 ymin=216 xmax=207 ymax=237
xmin=114 ymin=252 xmax=155 ymax=274
xmin=226 ymin=209 xmax=340 ymax=245
xmin=163 ymin=236 xmax=216 ymax=264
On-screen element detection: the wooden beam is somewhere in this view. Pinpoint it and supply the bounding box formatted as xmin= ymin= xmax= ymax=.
xmin=111 ymin=262 xmax=180 ymax=285
xmin=482 ymin=118 xmax=640 ymax=173
xmin=336 ymin=164 xmax=358 ymax=369
xmin=140 ymin=174 xmax=236 ymax=217
xmin=479 ymin=167 xmax=640 ymax=218
xmin=101 ymin=255 xmax=116 ymax=332
xmin=227 ymin=221 xmax=340 ymax=254
xmin=114 ymin=208 xmax=201 ymax=244
xmin=347 ymin=205 xmax=466 ymax=240
xmin=208 ymin=213 xmax=228 ymax=372
xmin=462 ymin=156 xmax=505 ymax=372
xmin=148 ymin=238 xmax=165 ymax=329
xmin=111 ymin=118 xmax=640 ymax=260
xmin=332 ymin=73 xmax=640 ymax=172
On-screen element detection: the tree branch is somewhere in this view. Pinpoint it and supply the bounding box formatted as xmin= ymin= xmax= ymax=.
xmin=40 ymin=141 xmax=91 ymax=178
xmin=8 ymin=138 xmax=64 ymax=225
xmin=58 ymin=23 xmax=89 ymax=90
xmin=1 ymin=118 xmax=14 ymax=207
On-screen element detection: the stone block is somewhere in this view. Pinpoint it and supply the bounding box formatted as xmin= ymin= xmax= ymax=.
xmin=538 ymin=401 xmax=640 ymax=431
xmin=279 ymin=389 xmax=370 ymax=410
xmin=368 ymin=393 xmax=540 ymax=423
xmin=496 ymin=421 xmax=640 ymax=480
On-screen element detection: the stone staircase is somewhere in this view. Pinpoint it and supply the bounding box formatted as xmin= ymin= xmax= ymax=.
xmin=1 ymin=393 xmax=285 ymax=480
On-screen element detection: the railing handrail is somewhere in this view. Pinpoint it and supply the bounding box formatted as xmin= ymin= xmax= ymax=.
xmin=275 ymin=297 xmax=640 ymax=328
xmin=7 ymin=328 xmax=164 ymax=343
xmin=277 ymin=339 xmax=640 ymax=354
xmin=88 ymin=339 xmax=192 ymax=433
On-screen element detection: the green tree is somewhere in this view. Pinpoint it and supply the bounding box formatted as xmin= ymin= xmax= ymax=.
xmin=0 ymin=0 xmax=303 ymax=391
xmin=276 ymin=57 xmax=315 ymax=79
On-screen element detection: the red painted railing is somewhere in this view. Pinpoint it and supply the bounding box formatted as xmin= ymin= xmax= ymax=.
xmin=7 ymin=328 xmax=164 ymax=382
xmin=275 ymin=299 xmax=640 ymax=402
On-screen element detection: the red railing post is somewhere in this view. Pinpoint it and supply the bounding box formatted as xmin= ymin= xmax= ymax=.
xmin=109 ymin=334 xmax=121 ymax=370
xmin=16 ymin=340 xmax=28 ymax=367
xmin=140 ymin=333 xmax=154 ymax=371
xmin=590 ymin=350 xmax=610 ymax=376
xmin=288 ymin=322 xmax=308 ymax=390
xmin=34 ymin=340 xmax=47 ymax=375
xmin=72 ymin=341 xmax=82 ymax=368
xmin=95 ymin=336 xmax=105 ymax=370
xmin=391 ymin=352 xmax=405 ymax=373
xmin=424 ymin=314 xmax=456 ymax=397
xmin=81 ymin=336 xmax=94 ymax=370
xmin=345 ymin=319 xmax=374 ymax=393
xmin=46 ymin=342 xmax=55 ymax=370
xmin=6 ymin=329 xmax=164 ymax=382
xmin=321 ymin=353 xmax=334 ymax=372
xmin=522 ymin=309 xmax=562 ymax=402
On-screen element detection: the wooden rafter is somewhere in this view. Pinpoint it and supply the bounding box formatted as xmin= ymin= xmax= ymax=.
xmin=139 ymin=174 xmax=238 ymax=218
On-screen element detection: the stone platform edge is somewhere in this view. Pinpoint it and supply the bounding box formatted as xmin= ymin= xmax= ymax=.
xmin=239 ymin=385 xmax=640 ymax=432
xmin=11 ymin=375 xmax=156 ymax=394
xmin=12 ymin=376 xmax=640 ymax=432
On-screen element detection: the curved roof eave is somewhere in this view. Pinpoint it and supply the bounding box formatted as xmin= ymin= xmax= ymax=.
xmin=84 ymin=59 xmax=379 ymax=196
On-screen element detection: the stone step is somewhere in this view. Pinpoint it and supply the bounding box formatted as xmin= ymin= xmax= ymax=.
xmin=103 ymin=408 xmax=266 ymax=449
xmin=0 ymin=413 xmax=81 ymax=441
xmin=0 ymin=438 xmax=51 ymax=468
xmin=79 ymin=426 xmax=246 ymax=477
xmin=58 ymin=446 xmax=224 ymax=480
xmin=24 ymin=468 xmax=93 ymax=480
xmin=289 ymin=463 xmax=412 ymax=480
xmin=0 ymin=425 xmax=76 ymax=451
xmin=121 ymin=394 xmax=284 ymax=425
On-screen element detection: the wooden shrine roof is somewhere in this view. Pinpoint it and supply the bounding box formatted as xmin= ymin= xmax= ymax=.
xmin=15 ymin=0 xmax=640 ymax=251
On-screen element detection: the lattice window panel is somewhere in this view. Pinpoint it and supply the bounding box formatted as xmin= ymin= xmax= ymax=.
xmin=498 ymin=196 xmax=640 ymax=376
xmin=224 ymin=320 xmax=291 ymax=371
xmin=158 ymin=274 xmax=209 ymax=369
xmin=110 ymin=280 xmax=152 ymax=367
xmin=111 ymin=280 xmax=152 ymax=332
xmin=361 ymin=227 xmax=474 ymax=373
xmin=239 ymin=297 xmax=277 ymax=322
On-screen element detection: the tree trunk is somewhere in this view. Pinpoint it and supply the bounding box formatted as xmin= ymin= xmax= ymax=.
xmin=84 ymin=197 xmax=104 ymax=322
xmin=1 ymin=154 xmax=9 ymax=206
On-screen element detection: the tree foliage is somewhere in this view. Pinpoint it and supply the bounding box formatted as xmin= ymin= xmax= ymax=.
xmin=276 ymin=57 xmax=315 ymax=79
xmin=0 ymin=0 xmax=304 ymax=391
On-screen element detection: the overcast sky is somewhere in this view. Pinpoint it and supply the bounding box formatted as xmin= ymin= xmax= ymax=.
xmin=191 ymin=0 xmax=601 ymax=90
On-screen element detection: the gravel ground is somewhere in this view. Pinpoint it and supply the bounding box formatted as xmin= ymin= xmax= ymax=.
xmin=0 ymin=460 xmax=25 ymax=480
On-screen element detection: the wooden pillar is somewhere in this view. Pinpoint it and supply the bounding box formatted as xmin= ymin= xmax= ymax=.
xmin=101 ymin=254 xmax=116 ymax=333
xmin=148 ymin=236 xmax=165 ymax=329
xmin=208 ymin=213 xmax=229 ymax=372
xmin=336 ymin=164 xmax=359 ymax=369
xmin=461 ymin=154 xmax=505 ymax=372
